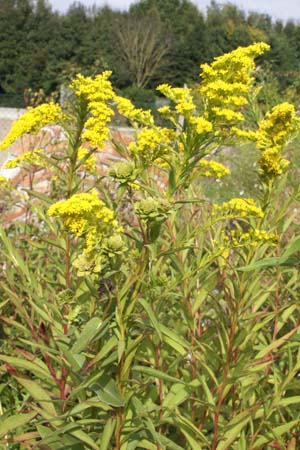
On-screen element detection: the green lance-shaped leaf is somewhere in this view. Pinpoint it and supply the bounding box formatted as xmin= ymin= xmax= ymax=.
xmin=12 ymin=374 xmax=57 ymax=417
xmin=160 ymin=324 xmax=190 ymax=355
xmin=0 ymin=355 xmax=52 ymax=381
xmin=0 ymin=412 xmax=37 ymax=438
xmin=238 ymin=236 xmax=300 ymax=271
xmin=72 ymin=316 xmax=103 ymax=353
xmin=99 ymin=417 xmax=116 ymax=450
xmin=252 ymin=420 xmax=299 ymax=448
xmin=132 ymin=365 xmax=185 ymax=384
xmin=89 ymin=374 xmax=125 ymax=407
xmin=175 ymin=414 xmax=210 ymax=447
xmin=216 ymin=410 xmax=253 ymax=450
xmin=138 ymin=298 xmax=162 ymax=340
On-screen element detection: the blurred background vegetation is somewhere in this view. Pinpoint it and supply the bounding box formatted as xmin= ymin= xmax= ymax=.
xmin=2 ymin=0 xmax=300 ymax=110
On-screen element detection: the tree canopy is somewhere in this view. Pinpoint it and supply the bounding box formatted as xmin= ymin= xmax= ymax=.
xmin=1 ymin=0 xmax=300 ymax=105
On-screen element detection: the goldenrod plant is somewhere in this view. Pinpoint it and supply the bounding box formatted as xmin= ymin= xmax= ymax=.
xmin=1 ymin=43 xmax=300 ymax=449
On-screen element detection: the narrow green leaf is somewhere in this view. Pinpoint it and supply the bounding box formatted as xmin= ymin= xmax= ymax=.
xmin=90 ymin=375 xmax=125 ymax=407
xmin=255 ymin=327 xmax=297 ymax=359
xmin=70 ymin=429 xmax=99 ymax=450
xmin=160 ymin=324 xmax=189 ymax=355
xmin=72 ymin=317 xmax=103 ymax=353
xmin=13 ymin=375 xmax=57 ymax=417
xmin=133 ymin=365 xmax=185 ymax=384
xmin=163 ymin=383 xmax=189 ymax=409
xmin=0 ymin=355 xmax=51 ymax=381
xmin=216 ymin=415 xmax=251 ymax=450
xmin=99 ymin=417 xmax=116 ymax=450
xmin=253 ymin=420 xmax=299 ymax=447
xmin=138 ymin=298 xmax=162 ymax=340
xmin=0 ymin=412 xmax=37 ymax=438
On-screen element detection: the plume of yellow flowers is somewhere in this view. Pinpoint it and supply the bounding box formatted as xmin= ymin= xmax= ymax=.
xmin=232 ymin=103 xmax=298 ymax=179
xmin=0 ymin=103 xmax=64 ymax=151
xmin=256 ymin=103 xmax=297 ymax=149
xmin=156 ymin=84 xmax=213 ymax=144
xmin=5 ymin=149 xmax=46 ymax=169
xmin=156 ymin=84 xmax=195 ymax=119
xmin=47 ymin=189 xmax=122 ymax=254
xmin=0 ymin=176 xmax=11 ymax=189
xmin=114 ymin=95 xmax=154 ymax=127
xmin=256 ymin=103 xmax=298 ymax=178
xmin=77 ymin=147 xmax=97 ymax=173
xmin=199 ymin=42 xmax=270 ymax=123
xmin=128 ymin=127 xmax=176 ymax=163
xmin=214 ymin=198 xmax=264 ymax=219
xmin=221 ymin=228 xmax=279 ymax=248
xmin=70 ymin=71 xmax=115 ymax=149
xmin=198 ymin=160 xmax=230 ymax=178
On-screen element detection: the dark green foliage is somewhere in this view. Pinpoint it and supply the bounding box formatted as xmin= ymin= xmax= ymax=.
xmin=1 ymin=0 xmax=300 ymax=103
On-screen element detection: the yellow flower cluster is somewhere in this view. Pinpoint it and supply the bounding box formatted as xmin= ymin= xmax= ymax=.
xmin=214 ymin=198 xmax=264 ymax=218
xmin=48 ymin=189 xmax=121 ymax=253
xmin=199 ymin=42 xmax=270 ymax=123
xmin=157 ymin=84 xmax=195 ymax=119
xmin=0 ymin=103 xmax=64 ymax=151
xmin=255 ymin=103 xmax=297 ymax=179
xmin=77 ymin=147 xmax=97 ymax=173
xmin=232 ymin=103 xmax=297 ymax=179
xmin=256 ymin=103 xmax=297 ymax=149
xmin=189 ymin=116 xmax=213 ymax=135
xmin=128 ymin=127 xmax=176 ymax=162
xmin=198 ymin=159 xmax=230 ymax=177
xmin=0 ymin=176 xmax=11 ymax=189
xmin=211 ymin=107 xmax=244 ymax=122
xmin=158 ymin=105 xmax=172 ymax=117
xmin=71 ymin=71 xmax=114 ymax=148
xmin=258 ymin=148 xmax=289 ymax=178
xmin=222 ymin=228 xmax=278 ymax=247
xmin=5 ymin=149 xmax=45 ymax=169
xmin=114 ymin=95 xmax=154 ymax=127
xmin=231 ymin=127 xmax=258 ymax=141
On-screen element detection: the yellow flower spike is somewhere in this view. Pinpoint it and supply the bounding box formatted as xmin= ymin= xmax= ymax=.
xmin=48 ymin=189 xmax=122 ymax=254
xmin=0 ymin=176 xmax=11 ymax=189
xmin=199 ymin=42 xmax=270 ymax=124
xmin=114 ymin=95 xmax=154 ymax=127
xmin=0 ymin=103 xmax=65 ymax=151
xmin=5 ymin=149 xmax=46 ymax=169
xmin=258 ymin=147 xmax=289 ymax=178
xmin=189 ymin=117 xmax=213 ymax=135
xmin=214 ymin=198 xmax=264 ymax=219
xmin=77 ymin=147 xmax=97 ymax=173
xmin=156 ymin=84 xmax=196 ymax=120
xmin=256 ymin=102 xmax=297 ymax=149
xmin=198 ymin=160 xmax=230 ymax=178
xmin=71 ymin=72 xmax=115 ymax=149
xmin=129 ymin=127 xmax=176 ymax=163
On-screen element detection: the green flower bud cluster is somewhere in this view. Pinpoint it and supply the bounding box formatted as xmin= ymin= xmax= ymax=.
xmin=135 ymin=197 xmax=171 ymax=221
xmin=108 ymin=161 xmax=137 ymax=184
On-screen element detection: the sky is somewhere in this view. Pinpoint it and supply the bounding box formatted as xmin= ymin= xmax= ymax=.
xmin=49 ymin=0 xmax=300 ymax=23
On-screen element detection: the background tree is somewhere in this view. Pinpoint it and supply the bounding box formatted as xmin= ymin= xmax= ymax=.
xmin=114 ymin=9 xmax=170 ymax=88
